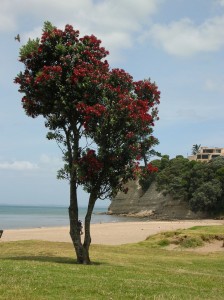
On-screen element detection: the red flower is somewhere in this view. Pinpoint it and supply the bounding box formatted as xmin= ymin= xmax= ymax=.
xmin=146 ymin=164 xmax=158 ymax=173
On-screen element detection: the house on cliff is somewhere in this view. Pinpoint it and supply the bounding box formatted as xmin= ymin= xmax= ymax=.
xmin=188 ymin=146 xmax=224 ymax=162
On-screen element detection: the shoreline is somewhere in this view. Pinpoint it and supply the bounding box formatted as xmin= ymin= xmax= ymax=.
xmin=1 ymin=219 xmax=223 ymax=245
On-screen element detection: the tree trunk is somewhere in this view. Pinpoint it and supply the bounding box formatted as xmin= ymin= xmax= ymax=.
xmin=69 ymin=178 xmax=84 ymax=263
xmin=83 ymin=195 xmax=97 ymax=264
xmin=65 ymin=125 xmax=97 ymax=264
xmin=69 ymin=177 xmax=97 ymax=264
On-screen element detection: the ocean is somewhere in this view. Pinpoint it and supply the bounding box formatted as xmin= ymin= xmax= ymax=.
xmin=0 ymin=205 xmax=135 ymax=230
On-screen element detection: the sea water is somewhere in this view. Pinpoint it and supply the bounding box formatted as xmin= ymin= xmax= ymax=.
xmin=0 ymin=205 xmax=136 ymax=230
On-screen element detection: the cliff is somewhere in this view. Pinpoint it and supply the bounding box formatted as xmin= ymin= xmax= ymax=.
xmin=108 ymin=181 xmax=207 ymax=219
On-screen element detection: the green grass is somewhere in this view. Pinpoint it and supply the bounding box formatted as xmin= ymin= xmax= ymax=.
xmin=0 ymin=226 xmax=224 ymax=299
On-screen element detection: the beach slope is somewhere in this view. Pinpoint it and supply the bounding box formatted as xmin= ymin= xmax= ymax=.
xmin=1 ymin=219 xmax=223 ymax=245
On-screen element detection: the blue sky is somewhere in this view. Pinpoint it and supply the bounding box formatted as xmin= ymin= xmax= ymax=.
xmin=1 ymin=0 xmax=224 ymax=207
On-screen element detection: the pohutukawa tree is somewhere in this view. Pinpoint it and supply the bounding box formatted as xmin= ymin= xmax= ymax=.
xmin=15 ymin=22 xmax=160 ymax=264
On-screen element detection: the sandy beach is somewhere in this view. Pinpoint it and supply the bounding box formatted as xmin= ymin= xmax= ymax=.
xmin=1 ymin=219 xmax=223 ymax=245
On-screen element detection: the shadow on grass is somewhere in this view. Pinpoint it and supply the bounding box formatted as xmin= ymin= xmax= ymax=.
xmin=0 ymin=255 xmax=106 ymax=265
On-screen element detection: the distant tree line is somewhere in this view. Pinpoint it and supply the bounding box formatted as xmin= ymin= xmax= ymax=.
xmin=140 ymin=155 xmax=224 ymax=214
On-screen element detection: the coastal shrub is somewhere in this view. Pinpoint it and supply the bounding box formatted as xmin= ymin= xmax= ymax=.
xmin=154 ymin=156 xmax=224 ymax=213
xmin=157 ymin=239 xmax=170 ymax=247
xmin=190 ymin=179 xmax=222 ymax=212
xmin=163 ymin=231 xmax=181 ymax=238
xmin=179 ymin=237 xmax=203 ymax=248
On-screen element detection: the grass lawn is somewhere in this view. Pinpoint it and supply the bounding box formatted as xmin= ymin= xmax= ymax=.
xmin=0 ymin=225 xmax=224 ymax=300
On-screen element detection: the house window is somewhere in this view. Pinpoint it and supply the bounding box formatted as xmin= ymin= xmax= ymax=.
xmin=203 ymin=149 xmax=213 ymax=153
xmin=197 ymin=154 xmax=208 ymax=159
xmin=215 ymin=149 xmax=221 ymax=153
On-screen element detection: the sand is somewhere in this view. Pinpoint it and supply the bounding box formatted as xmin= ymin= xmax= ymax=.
xmin=1 ymin=219 xmax=223 ymax=247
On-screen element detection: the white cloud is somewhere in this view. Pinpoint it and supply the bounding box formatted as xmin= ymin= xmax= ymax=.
xmin=217 ymin=0 xmax=224 ymax=6
xmin=205 ymin=79 xmax=217 ymax=91
xmin=0 ymin=155 xmax=62 ymax=172
xmin=144 ymin=15 xmax=224 ymax=57
xmin=39 ymin=154 xmax=62 ymax=167
xmin=0 ymin=1 xmax=16 ymax=31
xmin=205 ymin=78 xmax=224 ymax=92
xmin=22 ymin=26 xmax=42 ymax=43
xmin=0 ymin=161 xmax=38 ymax=171
xmin=159 ymin=105 xmax=222 ymax=126
xmin=2 ymin=0 xmax=162 ymax=62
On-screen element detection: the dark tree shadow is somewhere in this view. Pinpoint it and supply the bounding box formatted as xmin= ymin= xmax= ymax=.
xmin=0 ymin=255 xmax=106 ymax=265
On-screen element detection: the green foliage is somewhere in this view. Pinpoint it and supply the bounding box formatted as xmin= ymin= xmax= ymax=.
xmin=160 ymin=155 xmax=170 ymax=170
xmin=153 ymin=156 xmax=224 ymax=213
xmin=157 ymin=238 xmax=170 ymax=246
xmin=163 ymin=230 xmax=181 ymax=238
xmin=156 ymin=156 xmax=191 ymax=201
xmin=43 ymin=20 xmax=55 ymax=32
xmin=179 ymin=237 xmax=203 ymax=248
xmin=189 ymin=179 xmax=222 ymax=212
xmin=19 ymin=38 xmax=40 ymax=59
xmin=216 ymin=166 xmax=224 ymax=179
xmin=139 ymin=160 xmax=159 ymax=192
xmin=192 ymin=144 xmax=201 ymax=155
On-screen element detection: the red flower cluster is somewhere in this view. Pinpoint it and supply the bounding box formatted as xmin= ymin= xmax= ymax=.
xmin=79 ymin=35 xmax=109 ymax=58
xmin=126 ymin=132 xmax=135 ymax=139
xmin=40 ymin=28 xmax=64 ymax=43
xmin=118 ymin=97 xmax=153 ymax=124
xmin=71 ymin=59 xmax=108 ymax=86
xmin=133 ymin=163 xmax=141 ymax=176
xmin=80 ymin=35 xmax=101 ymax=46
xmin=146 ymin=163 xmax=158 ymax=173
xmin=72 ymin=64 xmax=89 ymax=81
xmin=132 ymin=162 xmax=158 ymax=181
xmin=41 ymin=25 xmax=79 ymax=44
xmin=35 ymin=66 xmax=62 ymax=85
xmin=135 ymin=154 xmax=142 ymax=161
xmin=110 ymin=69 xmax=133 ymax=88
xmin=77 ymin=150 xmax=103 ymax=182
xmin=134 ymin=80 xmax=160 ymax=105
xmin=64 ymin=24 xmax=79 ymax=37
xmin=76 ymin=103 xmax=106 ymax=125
